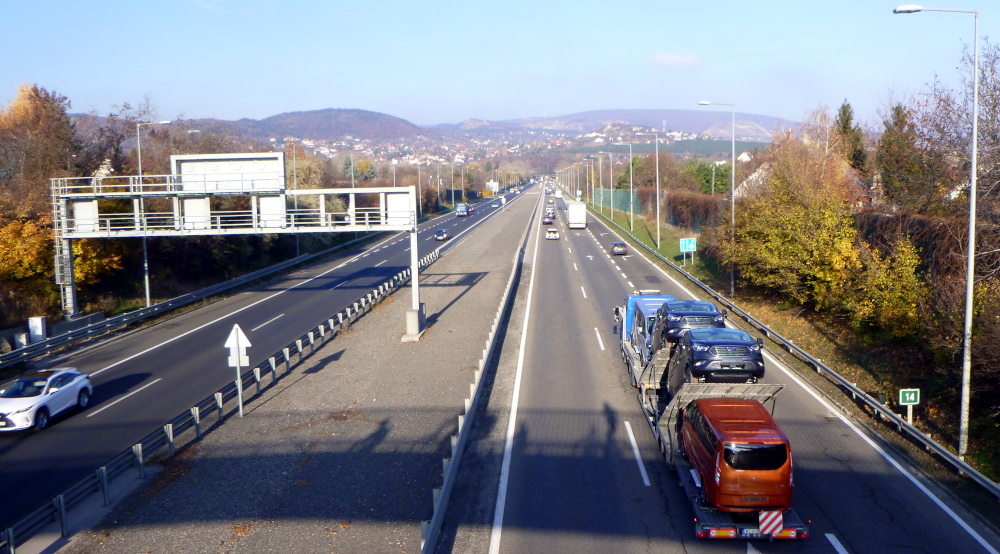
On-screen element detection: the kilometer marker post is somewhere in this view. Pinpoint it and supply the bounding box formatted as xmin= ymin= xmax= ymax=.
xmin=225 ymin=324 xmax=251 ymax=417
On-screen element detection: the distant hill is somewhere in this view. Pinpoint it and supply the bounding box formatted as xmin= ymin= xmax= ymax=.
xmin=198 ymin=108 xmax=428 ymax=142
xmin=148 ymin=107 xmax=793 ymax=145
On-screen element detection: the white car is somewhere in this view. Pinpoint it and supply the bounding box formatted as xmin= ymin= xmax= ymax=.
xmin=0 ymin=368 xmax=93 ymax=431
xmin=546 ymin=229 xmax=560 ymax=240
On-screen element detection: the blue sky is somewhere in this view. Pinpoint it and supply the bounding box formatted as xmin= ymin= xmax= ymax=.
xmin=2 ymin=1 xmax=995 ymax=129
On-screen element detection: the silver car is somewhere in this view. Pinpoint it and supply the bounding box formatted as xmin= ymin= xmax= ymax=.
xmin=0 ymin=368 xmax=93 ymax=431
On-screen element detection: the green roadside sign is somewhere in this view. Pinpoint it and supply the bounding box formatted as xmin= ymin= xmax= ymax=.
xmin=899 ymin=388 xmax=920 ymax=406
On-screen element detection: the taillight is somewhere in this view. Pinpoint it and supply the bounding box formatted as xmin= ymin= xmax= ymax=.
xmin=715 ymin=452 xmax=721 ymax=486
xmin=789 ymin=450 xmax=794 ymax=488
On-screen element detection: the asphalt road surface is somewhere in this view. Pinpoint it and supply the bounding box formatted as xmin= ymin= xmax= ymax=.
xmin=438 ymin=194 xmax=1000 ymax=554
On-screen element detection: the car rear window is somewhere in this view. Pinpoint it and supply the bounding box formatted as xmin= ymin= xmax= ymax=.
xmin=724 ymin=442 xmax=787 ymax=470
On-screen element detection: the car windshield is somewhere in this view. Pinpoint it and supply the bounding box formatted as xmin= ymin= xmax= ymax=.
xmin=0 ymin=378 xmax=49 ymax=398
xmin=688 ymin=328 xmax=751 ymax=342
xmin=725 ymin=442 xmax=787 ymax=470
xmin=667 ymin=301 xmax=717 ymax=313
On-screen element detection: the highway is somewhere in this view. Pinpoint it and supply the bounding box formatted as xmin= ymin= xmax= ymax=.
xmin=5 ymin=184 xmax=1000 ymax=553
xmin=0 ymin=193 xmax=518 ymax=530
xmin=440 ymin=191 xmax=1000 ymax=553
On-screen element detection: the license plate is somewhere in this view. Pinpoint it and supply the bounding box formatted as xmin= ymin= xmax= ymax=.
xmin=743 ymin=496 xmax=767 ymax=502
xmin=740 ymin=528 xmax=761 ymax=538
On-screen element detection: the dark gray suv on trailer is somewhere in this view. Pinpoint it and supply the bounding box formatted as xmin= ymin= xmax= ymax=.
xmin=667 ymin=327 xmax=764 ymax=386
xmin=657 ymin=300 xmax=726 ymax=343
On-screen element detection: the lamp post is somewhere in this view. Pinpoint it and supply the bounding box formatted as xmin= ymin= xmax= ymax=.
xmin=135 ymin=120 xmax=170 ymax=308
xmin=894 ymin=4 xmax=979 ymax=460
xmin=597 ymin=152 xmax=604 ymax=215
xmin=291 ymin=142 xmax=299 ymax=257
xmin=698 ymin=101 xmax=736 ymax=297
xmin=607 ymin=152 xmax=613 ymax=216
xmin=624 ymin=143 xmax=634 ymax=231
xmin=638 ymin=132 xmax=661 ymax=250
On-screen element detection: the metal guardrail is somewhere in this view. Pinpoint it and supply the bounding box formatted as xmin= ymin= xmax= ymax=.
xmin=0 ymin=235 xmax=377 ymax=371
xmin=0 ymin=247 xmax=444 ymax=554
xmin=591 ymin=206 xmax=1000 ymax=502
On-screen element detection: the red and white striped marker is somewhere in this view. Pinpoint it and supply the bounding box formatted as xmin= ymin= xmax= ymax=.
xmin=759 ymin=510 xmax=784 ymax=536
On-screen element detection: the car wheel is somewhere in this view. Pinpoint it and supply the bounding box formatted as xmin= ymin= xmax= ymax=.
xmin=77 ymin=389 xmax=90 ymax=409
xmin=34 ymin=409 xmax=49 ymax=431
xmin=685 ymin=366 xmax=693 ymax=384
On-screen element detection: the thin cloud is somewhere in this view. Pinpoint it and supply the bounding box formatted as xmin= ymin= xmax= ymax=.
xmin=651 ymin=52 xmax=701 ymax=69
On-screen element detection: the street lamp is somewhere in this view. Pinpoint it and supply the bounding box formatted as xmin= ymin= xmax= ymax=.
xmin=638 ymin=132 xmax=661 ymax=250
xmin=135 ymin=120 xmax=170 ymax=308
xmin=894 ymin=4 xmax=980 ymax=459
xmin=698 ymin=100 xmax=736 ymax=297
xmin=597 ymin=152 xmax=604 ymax=215
xmin=621 ymin=143 xmax=634 ymax=231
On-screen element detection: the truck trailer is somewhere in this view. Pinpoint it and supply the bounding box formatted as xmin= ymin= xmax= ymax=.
xmin=566 ymin=201 xmax=587 ymax=229
xmin=614 ymin=294 xmax=810 ymax=540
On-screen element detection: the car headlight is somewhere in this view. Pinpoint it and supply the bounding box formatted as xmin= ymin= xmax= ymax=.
xmin=749 ymin=344 xmax=761 ymax=352
xmin=12 ymin=405 xmax=34 ymax=414
xmin=693 ymin=344 xmax=709 ymax=352
xmin=713 ymin=315 xmax=725 ymax=322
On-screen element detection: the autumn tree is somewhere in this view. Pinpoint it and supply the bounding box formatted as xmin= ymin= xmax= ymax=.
xmin=724 ymin=135 xmax=861 ymax=311
xmin=0 ymin=84 xmax=77 ymax=213
xmin=834 ymin=100 xmax=868 ymax=177
xmin=875 ymin=104 xmax=952 ymax=214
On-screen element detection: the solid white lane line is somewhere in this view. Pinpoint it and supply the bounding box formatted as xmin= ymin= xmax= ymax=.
xmin=624 ymin=421 xmax=651 ymax=486
xmin=581 ymin=286 xmax=587 ymax=299
xmin=251 ymin=314 xmax=284 ymax=332
xmin=594 ymin=328 xmax=605 ymax=351
xmin=826 ymin=534 xmax=849 ymax=554
xmin=489 ymin=199 xmax=543 ymax=554
xmin=87 ymin=378 xmax=162 ymax=417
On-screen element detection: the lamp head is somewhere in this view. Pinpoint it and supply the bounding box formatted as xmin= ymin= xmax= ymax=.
xmin=893 ymin=4 xmax=922 ymax=13
xmin=698 ymin=101 xmax=712 ymax=105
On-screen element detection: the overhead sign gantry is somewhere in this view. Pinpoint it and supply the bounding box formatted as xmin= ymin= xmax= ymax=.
xmin=51 ymin=153 xmax=424 ymax=336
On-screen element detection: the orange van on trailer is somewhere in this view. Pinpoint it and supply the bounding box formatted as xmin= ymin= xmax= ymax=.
xmin=679 ymin=398 xmax=793 ymax=513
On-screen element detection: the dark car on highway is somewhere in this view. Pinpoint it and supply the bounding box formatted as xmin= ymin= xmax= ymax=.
xmin=666 ymin=327 xmax=764 ymax=386
xmin=611 ymin=242 xmax=628 ymax=255
xmin=657 ymin=300 xmax=726 ymax=343
xmin=434 ymin=229 xmax=450 ymax=241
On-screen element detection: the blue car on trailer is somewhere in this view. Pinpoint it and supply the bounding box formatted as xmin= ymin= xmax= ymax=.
xmin=614 ymin=290 xmax=675 ymax=390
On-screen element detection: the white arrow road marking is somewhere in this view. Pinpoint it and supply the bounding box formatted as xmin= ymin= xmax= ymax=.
xmin=586 ymin=255 xmax=594 ymax=260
